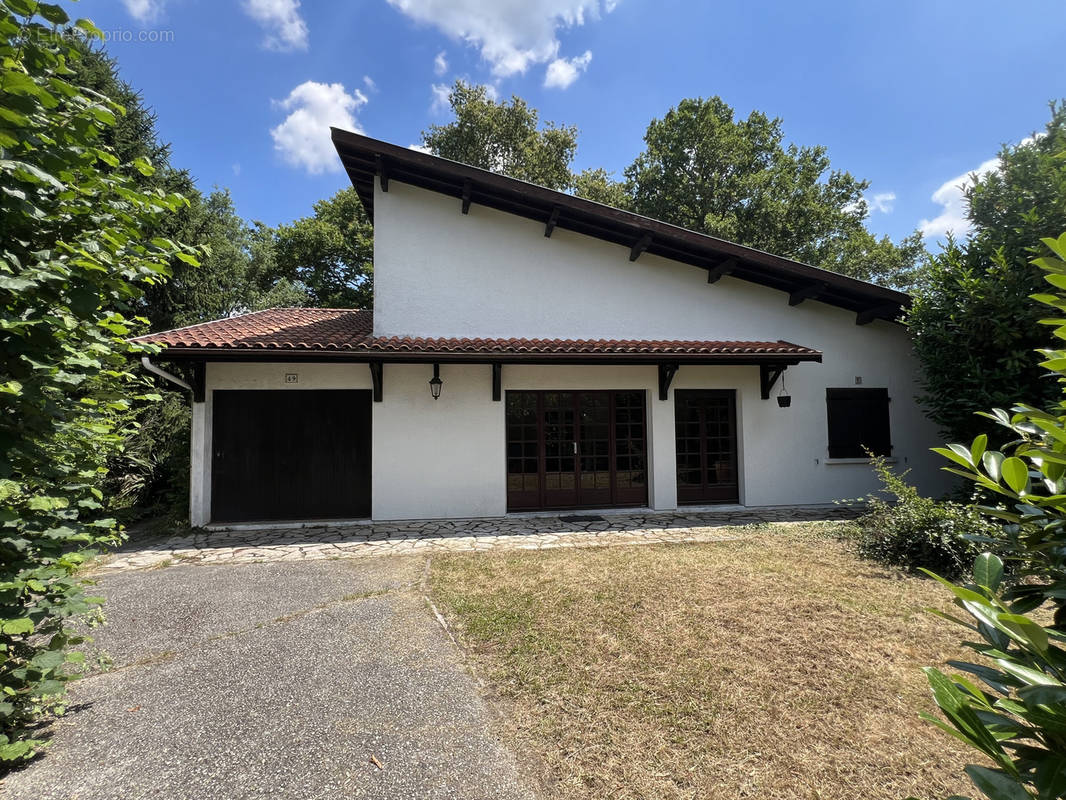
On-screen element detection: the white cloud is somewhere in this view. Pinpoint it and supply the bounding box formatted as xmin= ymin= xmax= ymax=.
xmin=122 ymin=0 xmax=166 ymax=22
xmin=386 ymin=0 xmax=615 ymax=81
xmin=430 ymin=82 xmax=452 ymax=113
xmin=242 ymin=0 xmax=309 ymax=51
xmin=544 ymin=49 xmax=591 ymax=89
xmin=919 ymin=156 xmax=1001 ymax=240
xmin=270 ymin=81 xmax=367 ymax=174
xmin=868 ymin=191 xmax=895 ymax=214
xmin=408 ymin=143 xmax=433 ymax=154
xmin=434 ymin=50 xmax=449 ymax=76
xmin=920 ymin=135 xmax=1041 ymax=241
xmin=232 ymin=162 xmax=241 ymax=177
xmin=363 ymin=75 xmax=377 ymax=92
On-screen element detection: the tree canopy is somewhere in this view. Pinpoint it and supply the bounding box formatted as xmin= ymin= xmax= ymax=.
xmin=908 ymin=103 xmax=1066 ymax=443
xmin=623 ymin=97 xmax=926 ymax=288
xmin=422 ymin=81 xmax=578 ymax=191
xmin=424 ymin=87 xmax=924 ymax=288
xmin=67 ymin=41 xmax=300 ymax=331
xmin=272 ymin=187 xmax=373 ymax=309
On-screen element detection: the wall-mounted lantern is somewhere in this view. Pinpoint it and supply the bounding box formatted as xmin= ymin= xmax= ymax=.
xmin=429 ymin=363 xmax=443 ymax=400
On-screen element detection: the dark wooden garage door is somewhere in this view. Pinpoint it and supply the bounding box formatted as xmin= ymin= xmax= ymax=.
xmin=211 ymin=390 xmax=372 ymax=523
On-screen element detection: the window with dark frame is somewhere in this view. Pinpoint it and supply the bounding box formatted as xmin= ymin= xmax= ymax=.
xmin=825 ymin=388 xmax=891 ymax=458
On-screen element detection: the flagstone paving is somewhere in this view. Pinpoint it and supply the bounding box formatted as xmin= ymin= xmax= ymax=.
xmin=99 ymin=506 xmax=861 ymax=573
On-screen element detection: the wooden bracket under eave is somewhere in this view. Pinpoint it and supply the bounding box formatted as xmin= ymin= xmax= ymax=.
xmin=706 ymin=258 xmax=737 ymax=283
xmin=376 ymin=155 xmax=389 ymax=192
xmin=189 ymin=361 xmax=205 ymax=403
xmin=630 ymin=233 xmax=652 ymax=262
xmin=788 ymin=281 xmax=826 ymax=307
xmin=544 ymin=206 xmax=560 ymax=238
xmin=856 ymin=303 xmax=900 ymax=326
xmin=461 ymin=180 xmax=472 ymax=214
xmin=369 ymin=362 xmax=383 ymax=402
xmin=658 ymin=363 xmax=679 ymax=401
xmin=759 ymin=363 xmax=786 ymax=400
xmin=491 ymin=363 xmax=502 ymax=401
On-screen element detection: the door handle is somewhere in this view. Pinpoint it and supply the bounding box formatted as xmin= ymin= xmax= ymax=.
xmin=573 ymin=441 xmax=578 ymax=455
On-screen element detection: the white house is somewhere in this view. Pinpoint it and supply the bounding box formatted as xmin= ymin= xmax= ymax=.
xmin=135 ymin=130 xmax=952 ymax=526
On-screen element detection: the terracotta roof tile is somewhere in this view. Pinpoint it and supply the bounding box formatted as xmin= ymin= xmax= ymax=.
xmin=132 ymin=308 xmax=373 ymax=350
xmin=133 ymin=308 xmax=821 ymax=360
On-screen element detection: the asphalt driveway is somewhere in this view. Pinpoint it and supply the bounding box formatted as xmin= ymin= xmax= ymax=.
xmin=1 ymin=557 xmax=535 ymax=800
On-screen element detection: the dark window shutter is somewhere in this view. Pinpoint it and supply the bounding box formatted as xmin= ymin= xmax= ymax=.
xmin=826 ymin=388 xmax=891 ymax=458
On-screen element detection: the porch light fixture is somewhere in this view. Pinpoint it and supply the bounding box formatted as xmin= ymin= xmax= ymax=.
xmin=429 ymin=363 xmax=443 ymax=400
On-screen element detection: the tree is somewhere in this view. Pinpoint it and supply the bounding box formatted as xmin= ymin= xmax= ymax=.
xmin=272 ymin=187 xmax=373 ymax=309
xmin=572 ymin=167 xmax=631 ymax=209
xmin=64 ymin=35 xmax=192 ymax=196
xmin=142 ymin=189 xmax=306 ymax=330
xmin=422 ymin=81 xmax=578 ymax=191
xmin=917 ymin=234 xmax=1066 ymax=800
xmin=66 ymin=43 xmax=300 ymax=330
xmin=624 ymin=97 xmax=926 ymax=287
xmin=0 ymin=1 xmax=199 ymax=761
xmin=908 ymin=103 xmax=1066 ymax=444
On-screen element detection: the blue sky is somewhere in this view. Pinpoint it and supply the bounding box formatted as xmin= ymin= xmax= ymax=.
xmin=79 ymin=0 xmax=1064 ymax=249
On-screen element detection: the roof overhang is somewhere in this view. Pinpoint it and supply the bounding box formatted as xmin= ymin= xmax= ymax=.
xmin=331 ymin=129 xmax=910 ymax=326
xmin=152 ymin=348 xmax=822 ymax=366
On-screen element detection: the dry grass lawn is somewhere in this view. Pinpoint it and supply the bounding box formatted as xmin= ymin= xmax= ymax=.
xmin=429 ymin=524 xmax=976 ymax=800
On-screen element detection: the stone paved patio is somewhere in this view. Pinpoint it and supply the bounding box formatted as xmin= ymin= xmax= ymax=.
xmin=99 ymin=506 xmax=861 ymax=573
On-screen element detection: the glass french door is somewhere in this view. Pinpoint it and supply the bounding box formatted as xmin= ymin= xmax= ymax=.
xmin=506 ymin=390 xmax=648 ymax=511
xmin=674 ymin=390 xmax=739 ymax=504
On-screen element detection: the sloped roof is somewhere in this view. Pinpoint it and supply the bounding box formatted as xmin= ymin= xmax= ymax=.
xmin=133 ymin=308 xmax=373 ymax=350
xmin=133 ymin=308 xmax=822 ymax=364
xmin=330 ymin=129 xmax=908 ymax=326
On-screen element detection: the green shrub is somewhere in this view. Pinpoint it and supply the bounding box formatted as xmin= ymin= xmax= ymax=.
xmin=853 ymin=457 xmax=999 ymax=580
xmin=104 ymin=390 xmax=191 ymax=524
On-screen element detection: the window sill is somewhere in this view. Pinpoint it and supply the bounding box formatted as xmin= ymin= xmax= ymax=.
xmin=824 ymin=457 xmax=897 ymax=465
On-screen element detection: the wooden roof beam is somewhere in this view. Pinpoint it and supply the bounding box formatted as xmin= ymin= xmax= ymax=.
xmin=544 ymin=205 xmax=560 ymax=238
xmin=856 ymin=303 xmax=901 ymax=326
xmin=629 ymin=233 xmax=652 ymax=262
xmin=369 ymin=361 xmax=383 ymax=402
xmin=461 ymin=179 xmax=472 ymax=214
xmin=789 ymin=281 xmax=827 ymax=307
xmin=376 ymin=155 xmax=389 ymax=192
xmin=658 ymin=363 xmax=680 ymax=401
xmin=706 ymin=258 xmax=737 ymax=284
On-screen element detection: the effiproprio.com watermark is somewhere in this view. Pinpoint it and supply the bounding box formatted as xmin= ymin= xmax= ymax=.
xmin=95 ymin=27 xmax=175 ymax=44
xmin=27 ymin=25 xmax=175 ymax=45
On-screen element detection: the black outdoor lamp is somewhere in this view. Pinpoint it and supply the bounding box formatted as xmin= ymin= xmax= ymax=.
xmin=429 ymin=363 xmax=443 ymax=400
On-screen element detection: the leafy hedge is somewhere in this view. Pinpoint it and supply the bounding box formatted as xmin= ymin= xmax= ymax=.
xmin=0 ymin=2 xmax=198 ymax=762
xmin=916 ymin=234 xmax=1066 ymax=800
